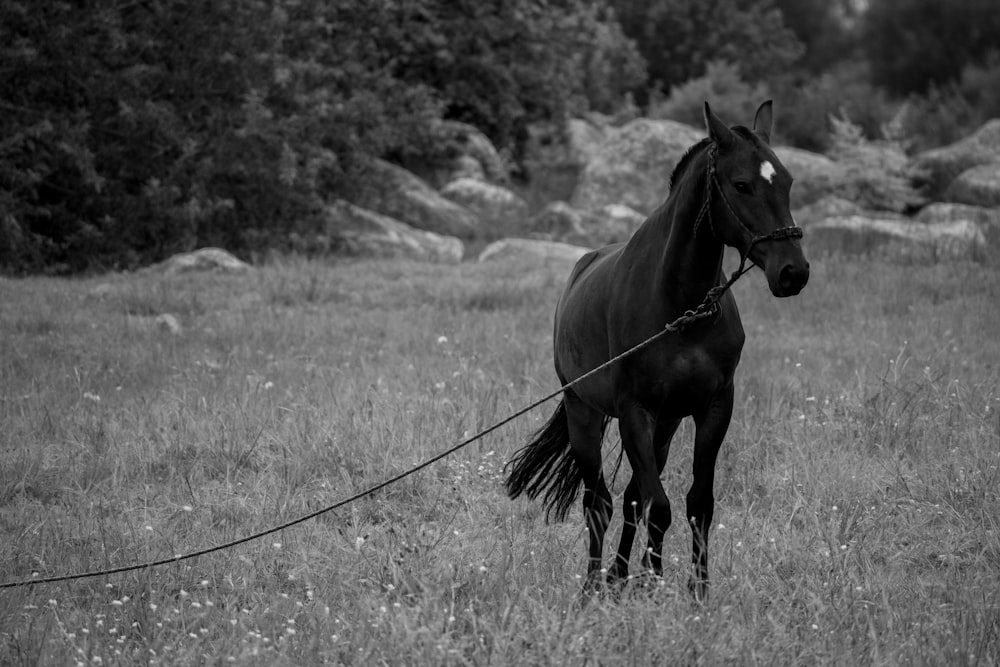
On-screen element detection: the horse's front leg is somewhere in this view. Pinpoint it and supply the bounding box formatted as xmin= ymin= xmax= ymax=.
xmin=618 ymin=405 xmax=671 ymax=579
xmin=687 ymin=382 xmax=734 ymax=601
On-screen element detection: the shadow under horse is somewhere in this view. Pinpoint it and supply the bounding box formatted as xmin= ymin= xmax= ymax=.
xmin=505 ymin=101 xmax=809 ymax=600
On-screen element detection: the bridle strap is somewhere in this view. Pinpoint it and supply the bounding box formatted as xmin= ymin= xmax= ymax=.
xmin=695 ymin=142 xmax=803 ymax=272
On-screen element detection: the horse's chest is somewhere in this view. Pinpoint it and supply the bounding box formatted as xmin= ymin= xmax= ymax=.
xmin=634 ymin=338 xmax=741 ymax=413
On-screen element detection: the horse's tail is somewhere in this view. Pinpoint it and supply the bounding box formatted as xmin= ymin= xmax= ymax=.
xmin=505 ymin=399 xmax=599 ymax=522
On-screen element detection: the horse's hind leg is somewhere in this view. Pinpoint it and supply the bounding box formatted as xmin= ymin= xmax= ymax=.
xmin=687 ymin=383 xmax=734 ymax=601
xmin=564 ymin=393 xmax=612 ymax=589
xmin=618 ymin=405 xmax=672 ymax=578
xmin=610 ymin=417 xmax=680 ymax=583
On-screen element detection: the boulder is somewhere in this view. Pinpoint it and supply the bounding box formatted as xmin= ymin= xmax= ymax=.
xmin=526 ymin=201 xmax=588 ymax=240
xmin=407 ymin=120 xmax=508 ymax=188
xmin=570 ymin=118 xmax=702 ymax=214
xmin=354 ymin=158 xmax=480 ymax=239
xmin=322 ymin=200 xmax=463 ymax=263
xmin=793 ymin=196 xmax=866 ymax=226
xmin=440 ymin=178 xmax=529 ymax=235
xmin=806 ymin=215 xmax=986 ymax=262
xmin=915 ymin=203 xmax=1000 ymax=252
xmin=526 ymin=201 xmax=646 ymax=247
xmin=911 ymin=119 xmax=1000 ymax=196
xmin=153 ymin=248 xmax=251 ymax=275
xmin=477 ymin=238 xmax=590 ymax=265
xmin=943 ymin=164 xmax=1000 ymax=208
xmin=773 ymin=147 xmax=848 ymax=208
xmin=579 ymin=204 xmax=646 ymax=246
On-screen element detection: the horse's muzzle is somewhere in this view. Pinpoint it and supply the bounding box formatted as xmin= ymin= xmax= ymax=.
xmin=774 ymin=261 xmax=810 ymax=297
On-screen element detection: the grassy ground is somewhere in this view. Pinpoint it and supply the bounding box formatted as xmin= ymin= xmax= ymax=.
xmin=1 ymin=250 xmax=998 ymax=665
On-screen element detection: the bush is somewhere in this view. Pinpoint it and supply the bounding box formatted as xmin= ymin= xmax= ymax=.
xmin=647 ymin=61 xmax=770 ymax=129
xmin=770 ymin=62 xmax=898 ymax=152
xmin=897 ymin=52 xmax=1000 ymax=152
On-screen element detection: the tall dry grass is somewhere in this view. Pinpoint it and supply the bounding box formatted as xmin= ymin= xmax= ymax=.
xmin=1 ymin=251 xmax=998 ymax=665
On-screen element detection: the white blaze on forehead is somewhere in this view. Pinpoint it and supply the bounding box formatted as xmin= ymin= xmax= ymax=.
xmin=760 ymin=160 xmax=776 ymax=184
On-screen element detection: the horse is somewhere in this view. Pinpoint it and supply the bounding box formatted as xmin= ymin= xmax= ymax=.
xmin=504 ymin=101 xmax=809 ymax=599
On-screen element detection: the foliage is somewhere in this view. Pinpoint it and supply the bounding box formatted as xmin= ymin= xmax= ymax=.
xmin=864 ymin=0 xmax=1000 ymax=94
xmin=769 ymin=62 xmax=898 ymax=152
xmin=0 ymin=0 xmax=643 ymax=274
xmin=897 ymin=52 xmax=1000 ymax=152
xmin=612 ymin=0 xmax=803 ymax=97
xmin=771 ymin=0 xmax=861 ymax=72
xmin=646 ymin=61 xmax=770 ymax=129
xmin=827 ymin=114 xmax=928 ymax=212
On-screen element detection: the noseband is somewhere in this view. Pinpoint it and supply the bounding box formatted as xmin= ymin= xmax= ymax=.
xmin=694 ymin=142 xmax=803 ymax=267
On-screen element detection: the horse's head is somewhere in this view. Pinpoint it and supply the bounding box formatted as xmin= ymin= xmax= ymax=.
xmin=704 ymin=101 xmax=809 ymax=297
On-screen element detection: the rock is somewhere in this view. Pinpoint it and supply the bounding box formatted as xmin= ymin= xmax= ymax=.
xmin=793 ymin=196 xmax=866 ymax=226
xmin=806 ymin=215 xmax=986 ymax=262
xmin=477 ymin=238 xmax=590 ymax=265
xmin=437 ymin=120 xmax=507 ymax=183
xmin=915 ymin=203 xmax=1000 ymax=252
xmin=571 ymin=118 xmax=702 ymax=214
xmin=576 ymin=204 xmax=646 ymax=246
xmin=773 ymin=147 xmax=848 ymax=208
xmin=527 ymin=201 xmax=588 ymax=239
xmin=354 ymin=158 xmax=480 ymax=239
xmin=943 ymin=164 xmax=1000 ymax=208
xmin=323 ymin=200 xmax=464 ymax=263
xmin=911 ymin=119 xmax=1000 ymax=196
xmin=526 ymin=201 xmax=646 ymax=247
xmin=440 ymin=178 xmax=529 ymax=235
xmin=154 ymin=248 xmax=251 ymax=275
xmin=155 ymin=313 xmax=182 ymax=335
xmin=406 ymin=120 xmax=507 ymax=188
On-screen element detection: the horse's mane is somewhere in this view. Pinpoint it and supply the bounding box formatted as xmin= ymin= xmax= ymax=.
xmin=668 ymin=125 xmax=757 ymax=192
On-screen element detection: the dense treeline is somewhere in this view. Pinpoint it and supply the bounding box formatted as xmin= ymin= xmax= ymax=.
xmin=1 ymin=0 xmax=998 ymax=274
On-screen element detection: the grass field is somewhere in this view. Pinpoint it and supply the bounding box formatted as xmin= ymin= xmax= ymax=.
xmin=1 ymin=249 xmax=999 ymax=665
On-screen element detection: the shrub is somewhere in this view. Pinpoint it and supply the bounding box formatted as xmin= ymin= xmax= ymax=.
xmin=647 ymin=61 xmax=770 ymax=129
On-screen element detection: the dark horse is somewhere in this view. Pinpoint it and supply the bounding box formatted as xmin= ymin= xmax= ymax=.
xmin=505 ymin=101 xmax=809 ymax=599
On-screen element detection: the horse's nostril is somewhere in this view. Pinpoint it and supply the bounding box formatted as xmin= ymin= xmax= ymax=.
xmin=779 ymin=264 xmax=809 ymax=290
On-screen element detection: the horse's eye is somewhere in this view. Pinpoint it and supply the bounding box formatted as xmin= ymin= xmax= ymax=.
xmin=733 ymin=181 xmax=752 ymax=195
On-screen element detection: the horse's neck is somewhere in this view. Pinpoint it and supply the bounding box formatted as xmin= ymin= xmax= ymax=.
xmin=631 ymin=157 xmax=725 ymax=307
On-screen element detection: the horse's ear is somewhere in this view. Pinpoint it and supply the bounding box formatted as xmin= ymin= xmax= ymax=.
xmin=753 ymin=100 xmax=773 ymax=144
xmin=704 ymin=102 xmax=735 ymax=150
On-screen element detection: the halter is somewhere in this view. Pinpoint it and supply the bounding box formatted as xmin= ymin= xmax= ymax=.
xmin=693 ymin=142 xmax=803 ymax=271
xmin=672 ymin=142 xmax=804 ymax=329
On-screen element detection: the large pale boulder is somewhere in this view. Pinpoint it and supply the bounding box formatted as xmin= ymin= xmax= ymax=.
xmin=477 ymin=238 xmax=590 ymax=265
xmin=153 ymin=248 xmax=251 ymax=274
xmin=526 ymin=201 xmax=646 ymax=247
xmin=806 ymin=215 xmax=986 ymax=262
xmin=943 ymin=164 xmax=1000 ymax=208
xmin=354 ymin=158 xmax=480 ymax=239
xmin=793 ymin=196 xmax=866 ymax=226
xmin=526 ymin=201 xmax=587 ymax=239
xmin=440 ymin=178 xmax=529 ymax=235
xmin=911 ymin=119 xmax=1000 ymax=196
xmin=916 ymin=203 xmax=1000 ymax=251
xmin=571 ymin=118 xmax=702 ymax=214
xmin=773 ymin=147 xmax=848 ymax=208
xmin=323 ymin=200 xmax=463 ymax=263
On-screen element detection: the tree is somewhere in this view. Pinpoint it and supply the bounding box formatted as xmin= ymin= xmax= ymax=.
xmin=611 ymin=0 xmax=802 ymax=99
xmin=864 ymin=0 xmax=1000 ymax=94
